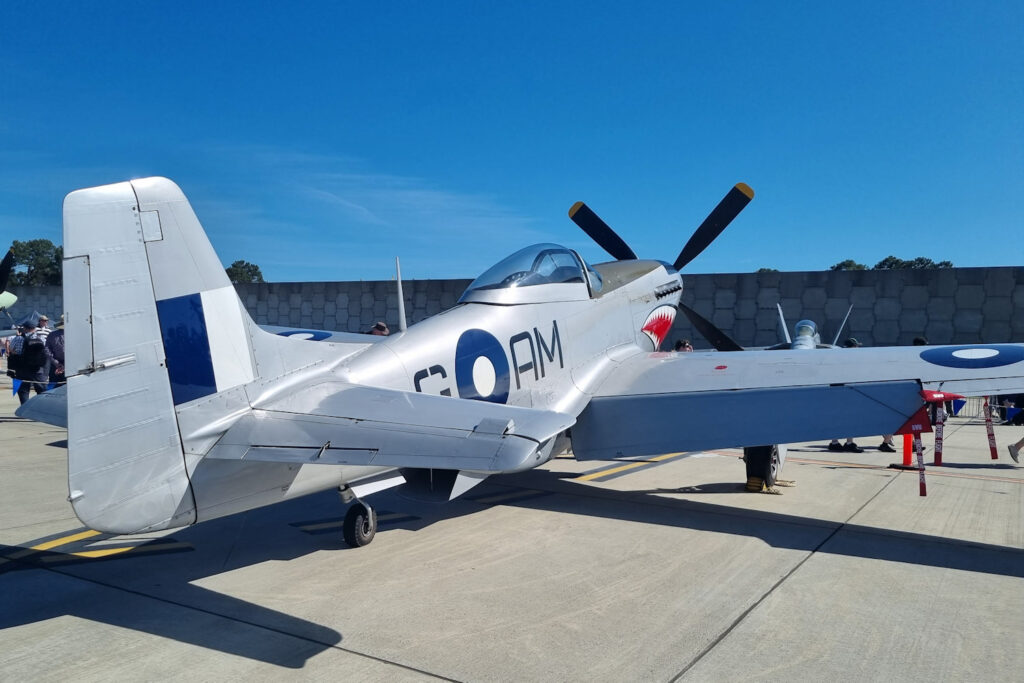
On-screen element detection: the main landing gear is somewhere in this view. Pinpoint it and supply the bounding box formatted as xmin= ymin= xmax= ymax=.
xmin=743 ymin=445 xmax=794 ymax=493
xmin=339 ymin=485 xmax=377 ymax=547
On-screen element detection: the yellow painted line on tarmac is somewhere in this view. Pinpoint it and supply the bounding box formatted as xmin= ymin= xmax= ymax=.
xmin=40 ymin=542 xmax=193 ymax=562
xmin=578 ymin=452 xmax=686 ymax=481
xmin=31 ymin=529 xmax=101 ymax=551
xmin=4 ymin=529 xmax=103 ymax=559
xmin=69 ymin=546 xmax=136 ymax=559
xmin=577 ymin=450 xmax=688 ymax=483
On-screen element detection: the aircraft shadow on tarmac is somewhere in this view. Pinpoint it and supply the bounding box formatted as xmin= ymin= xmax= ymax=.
xmin=497 ymin=469 xmax=1024 ymax=579
xmin=2 ymin=465 xmax=1022 ymax=668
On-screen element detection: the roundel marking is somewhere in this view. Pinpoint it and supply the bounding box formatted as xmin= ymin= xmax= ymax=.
xmin=919 ymin=345 xmax=1024 ymax=369
xmin=276 ymin=329 xmax=332 ymax=341
xmin=455 ymin=328 xmax=510 ymax=403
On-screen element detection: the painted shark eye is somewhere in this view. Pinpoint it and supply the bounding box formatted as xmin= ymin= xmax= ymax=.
xmin=919 ymin=345 xmax=1024 ymax=369
xmin=641 ymin=305 xmax=677 ymax=349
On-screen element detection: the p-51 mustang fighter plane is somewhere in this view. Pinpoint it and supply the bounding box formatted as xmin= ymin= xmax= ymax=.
xmin=19 ymin=177 xmax=1024 ymax=547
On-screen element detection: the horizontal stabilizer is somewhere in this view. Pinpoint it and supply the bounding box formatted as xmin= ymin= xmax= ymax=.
xmin=206 ymin=382 xmax=575 ymax=473
xmin=15 ymin=385 xmax=68 ymax=427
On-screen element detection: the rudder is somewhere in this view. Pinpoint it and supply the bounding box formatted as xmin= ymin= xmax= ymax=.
xmin=62 ymin=177 xmax=258 ymax=533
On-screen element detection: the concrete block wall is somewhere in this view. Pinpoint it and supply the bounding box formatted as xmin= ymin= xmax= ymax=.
xmin=672 ymin=266 xmax=1023 ymax=348
xmin=6 ymin=267 xmax=1022 ymax=348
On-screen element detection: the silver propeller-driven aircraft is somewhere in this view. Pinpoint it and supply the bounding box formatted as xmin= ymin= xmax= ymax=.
xmin=17 ymin=177 xmax=1024 ymax=546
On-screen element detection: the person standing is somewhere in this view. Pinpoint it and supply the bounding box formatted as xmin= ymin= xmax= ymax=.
xmin=1009 ymin=436 xmax=1023 ymax=463
xmin=828 ymin=338 xmax=864 ymax=452
xmin=36 ymin=314 xmax=51 ymax=343
xmin=46 ymin=315 xmax=65 ymax=386
xmin=8 ymin=319 xmax=51 ymax=404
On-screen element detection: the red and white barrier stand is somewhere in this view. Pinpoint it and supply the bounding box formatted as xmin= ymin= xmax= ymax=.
xmin=889 ymin=391 xmax=965 ymax=496
xmin=889 ymin=402 xmax=932 ymax=497
xmin=983 ymin=397 xmax=999 ymax=460
xmin=913 ymin=434 xmax=926 ymax=496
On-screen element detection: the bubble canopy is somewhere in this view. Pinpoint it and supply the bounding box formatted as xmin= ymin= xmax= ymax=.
xmin=459 ymin=243 xmax=602 ymax=304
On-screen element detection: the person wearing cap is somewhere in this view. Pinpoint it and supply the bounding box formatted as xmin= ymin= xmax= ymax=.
xmin=36 ymin=314 xmax=51 ymax=343
xmin=674 ymin=339 xmax=694 ymax=352
xmin=368 ymin=321 xmax=390 ymax=336
xmin=46 ymin=315 xmax=65 ymax=386
xmin=8 ymin=318 xmax=52 ymax=404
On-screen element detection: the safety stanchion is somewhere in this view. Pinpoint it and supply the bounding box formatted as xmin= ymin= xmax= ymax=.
xmin=914 ymin=434 xmax=926 ymax=496
xmin=902 ymin=433 xmax=913 ymax=467
xmin=983 ymin=397 xmax=999 ymax=459
xmin=933 ymin=404 xmax=945 ymax=466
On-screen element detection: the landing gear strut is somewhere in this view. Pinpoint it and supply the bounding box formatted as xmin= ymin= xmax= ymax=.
xmin=342 ymin=502 xmax=377 ymax=547
xmin=743 ymin=445 xmax=780 ymax=492
xmin=339 ymin=485 xmax=377 ymax=547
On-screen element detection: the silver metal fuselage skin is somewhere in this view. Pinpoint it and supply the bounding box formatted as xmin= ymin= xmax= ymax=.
xmin=186 ymin=262 xmax=683 ymax=524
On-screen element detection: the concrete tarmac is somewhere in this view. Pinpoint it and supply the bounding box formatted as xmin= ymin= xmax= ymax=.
xmin=1 ymin=378 xmax=1022 ymax=681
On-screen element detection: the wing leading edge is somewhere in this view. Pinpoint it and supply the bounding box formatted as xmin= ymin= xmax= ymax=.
xmin=573 ymin=344 xmax=1024 ymax=460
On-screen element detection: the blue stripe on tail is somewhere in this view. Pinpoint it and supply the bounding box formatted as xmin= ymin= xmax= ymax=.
xmin=156 ymin=293 xmax=216 ymax=405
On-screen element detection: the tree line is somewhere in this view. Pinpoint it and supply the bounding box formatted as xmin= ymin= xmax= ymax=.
xmin=6 ymin=239 xmax=264 ymax=285
xmin=5 ymin=239 xmax=954 ymax=285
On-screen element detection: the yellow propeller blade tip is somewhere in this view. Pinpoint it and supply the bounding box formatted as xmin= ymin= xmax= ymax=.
xmin=568 ymin=201 xmax=585 ymax=218
xmin=735 ymin=183 xmax=755 ymax=199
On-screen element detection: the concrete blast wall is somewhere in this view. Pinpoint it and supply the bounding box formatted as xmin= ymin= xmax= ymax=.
xmin=8 ymin=267 xmax=1023 ymax=348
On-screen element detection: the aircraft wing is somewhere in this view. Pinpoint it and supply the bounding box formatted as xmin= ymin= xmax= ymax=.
xmin=205 ymin=381 xmax=575 ymax=473
xmin=573 ymin=344 xmax=1024 ymax=460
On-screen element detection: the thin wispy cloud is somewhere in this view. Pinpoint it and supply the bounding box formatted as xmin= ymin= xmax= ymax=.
xmin=179 ymin=144 xmax=558 ymax=280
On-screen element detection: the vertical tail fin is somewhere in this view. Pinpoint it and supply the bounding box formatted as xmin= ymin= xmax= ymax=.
xmin=62 ymin=177 xmax=261 ymax=533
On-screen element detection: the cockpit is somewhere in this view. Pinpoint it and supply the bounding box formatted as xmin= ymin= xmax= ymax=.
xmin=792 ymin=319 xmax=820 ymax=349
xmin=458 ymin=243 xmax=603 ymax=305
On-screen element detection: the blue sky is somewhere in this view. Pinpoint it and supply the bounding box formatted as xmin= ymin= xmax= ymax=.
xmin=1 ymin=2 xmax=1021 ymax=282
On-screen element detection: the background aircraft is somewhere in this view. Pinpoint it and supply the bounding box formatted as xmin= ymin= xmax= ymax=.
xmin=0 ymin=249 xmax=16 ymax=316
xmin=17 ymin=177 xmax=1024 ymax=547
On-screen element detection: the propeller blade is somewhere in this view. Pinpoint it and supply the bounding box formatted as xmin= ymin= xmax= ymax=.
xmin=0 ymin=249 xmax=13 ymax=292
xmin=678 ymin=303 xmax=744 ymax=352
xmin=568 ymin=202 xmax=637 ymax=261
xmin=673 ymin=183 xmax=754 ymax=271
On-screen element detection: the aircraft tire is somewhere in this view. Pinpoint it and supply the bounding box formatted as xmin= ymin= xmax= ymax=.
xmin=743 ymin=445 xmax=779 ymax=489
xmin=343 ymin=503 xmax=377 ymax=547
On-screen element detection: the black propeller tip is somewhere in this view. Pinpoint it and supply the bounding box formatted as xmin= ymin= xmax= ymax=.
xmin=568 ymin=201 xmax=638 ymax=261
xmin=673 ymin=182 xmax=755 ymax=272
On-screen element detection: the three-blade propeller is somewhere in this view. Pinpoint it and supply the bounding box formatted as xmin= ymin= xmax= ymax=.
xmin=568 ymin=184 xmax=754 ymax=351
